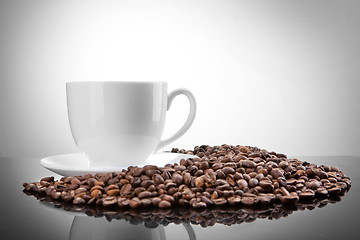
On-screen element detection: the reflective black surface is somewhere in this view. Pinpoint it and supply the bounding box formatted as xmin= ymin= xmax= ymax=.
xmin=1 ymin=156 xmax=360 ymax=240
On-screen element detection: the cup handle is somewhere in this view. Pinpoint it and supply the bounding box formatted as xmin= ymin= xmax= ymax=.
xmin=155 ymin=88 xmax=196 ymax=152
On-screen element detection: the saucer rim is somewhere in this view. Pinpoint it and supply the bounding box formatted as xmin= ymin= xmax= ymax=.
xmin=40 ymin=152 xmax=195 ymax=176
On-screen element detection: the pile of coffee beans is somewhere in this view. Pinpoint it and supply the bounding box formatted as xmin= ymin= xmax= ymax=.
xmin=25 ymin=189 xmax=342 ymax=228
xmin=23 ymin=144 xmax=351 ymax=209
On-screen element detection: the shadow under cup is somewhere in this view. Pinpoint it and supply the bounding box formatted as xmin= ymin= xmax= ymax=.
xmin=66 ymin=81 xmax=168 ymax=168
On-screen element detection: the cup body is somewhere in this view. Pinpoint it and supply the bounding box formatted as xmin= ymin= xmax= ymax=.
xmin=66 ymin=81 xmax=167 ymax=168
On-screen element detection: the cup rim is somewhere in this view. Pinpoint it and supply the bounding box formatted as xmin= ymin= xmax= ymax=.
xmin=66 ymin=81 xmax=167 ymax=85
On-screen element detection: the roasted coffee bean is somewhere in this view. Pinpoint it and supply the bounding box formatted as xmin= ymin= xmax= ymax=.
xmin=24 ymin=144 xmax=351 ymax=210
xmin=201 ymin=196 xmax=213 ymax=205
xmin=299 ymin=189 xmax=315 ymax=199
xmin=120 ymin=184 xmax=132 ymax=197
xmin=73 ymin=197 xmax=85 ymax=205
xmin=172 ymin=173 xmax=183 ymax=186
xmin=107 ymin=178 xmax=119 ymax=185
xmin=182 ymin=173 xmax=191 ymax=186
xmin=195 ymin=176 xmax=205 ymax=188
xmin=107 ymin=189 xmax=120 ymax=196
xmin=153 ymin=174 xmax=164 ymax=185
xmin=215 ymin=169 xmax=226 ymax=179
xmin=151 ymin=197 xmax=162 ymax=207
xmin=129 ymin=198 xmax=141 ymax=208
xmin=138 ymin=191 xmax=152 ymax=199
xmin=194 ymin=170 xmax=204 ymax=177
xmin=140 ymin=198 xmax=152 ymax=207
xmin=41 ymin=176 xmax=54 ymax=183
xmin=223 ymin=190 xmax=234 ymax=198
xmin=102 ymin=196 xmax=117 ymax=207
xmin=240 ymin=160 xmax=256 ymax=169
xmin=328 ymin=187 xmax=341 ymax=195
xmin=227 ymin=196 xmax=241 ymax=205
xmin=236 ymin=179 xmax=248 ymax=190
xmin=158 ymin=200 xmax=171 ymax=208
xmin=91 ymin=189 xmax=102 ymax=198
xmin=75 ymin=187 xmax=87 ymax=195
xmin=309 ymin=181 xmax=321 ymax=190
xmin=94 ymin=181 xmax=105 ymax=187
xmin=241 ymin=197 xmax=257 ymax=206
xmin=270 ymin=168 xmax=284 ymax=179
xmin=104 ymin=184 xmax=119 ymax=192
xmin=61 ymin=191 xmax=74 ymax=202
xmin=280 ymin=195 xmax=299 ymax=204
xmin=51 ymin=191 xmax=61 ymax=199
xmin=213 ymin=198 xmax=227 ymax=206
xmin=248 ymin=178 xmax=259 ymax=188
xmin=144 ymin=165 xmax=159 ymax=177
xmin=277 ymin=177 xmax=287 ymax=187
xmin=222 ymin=167 xmax=235 ymax=175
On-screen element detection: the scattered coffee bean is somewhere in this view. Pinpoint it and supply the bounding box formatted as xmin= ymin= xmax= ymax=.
xmin=23 ymin=144 xmax=351 ymax=209
xmin=158 ymin=200 xmax=171 ymax=208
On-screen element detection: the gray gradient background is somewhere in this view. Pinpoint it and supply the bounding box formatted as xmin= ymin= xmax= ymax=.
xmin=0 ymin=0 xmax=359 ymax=158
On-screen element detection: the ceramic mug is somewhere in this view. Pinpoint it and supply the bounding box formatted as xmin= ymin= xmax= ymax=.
xmin=66 ymin=81 xmax=196 ymax=168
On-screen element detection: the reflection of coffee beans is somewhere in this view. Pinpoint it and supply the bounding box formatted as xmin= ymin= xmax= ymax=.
xmin=23 ymin=145 xmax=351 ymax=209
xmin=25 ymin=189 xmax=344 ymax=229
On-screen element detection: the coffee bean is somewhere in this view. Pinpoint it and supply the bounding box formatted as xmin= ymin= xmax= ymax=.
xmin=201 ymin=196 xmax=213 ymax=205
xmin=102 ymin=196 xmax=117 ymax=207
xmin=270 ymin=168 xmax=284 ymax=179
xmin=213 ymin=198 xmax=227 ymax=206
xmin=227 ymin=196 xmax=241 ymax=205
xmin=222 ymin=167 xmax=235 ymax=175
xmin=75 ymin=187 xmax=87 ymax=195
xmin=200 ymin=161 xmax=209 ymax=170
xmin=73 ymin=197 xmax=85 ymax=205
xmin=309 ymin=181 xmax=321 ymax=190
xmin=51 ymin=191 xmax=61 ymax=199
xmin=279 ymin=161 xmax=289 ymax=168
xmin=94 ymin=181 xmax=105 ymax=187
xmin=151 ymin=197 xmax=161 ymax=207
xmin=24 ymin=144 xmax=351 ymax=210
xmin=236 ymin=179 xmax=248 ymax=190
xmin=280 ymin=195 xmax=299 ymax=204
xmin=107 ymin=189 xmax=120 ymax=196
xmin=120 ymin=184 xmax=132 ymax=197
xmin=193 ymin=201 xmax=207 ymax=208
xmin=140 ymin=198 xmax=152 ymax=207
xmin=91 ymin=189 xmax=102 ymax=198
xmin=172 ymin=173 xmax=183 ymax=186
xmin=240 ymin=160 xmax=256 ymax=169
xmin=328 ymin=187 xmax=341 ymax=195
xmin=195 ymin=176 xmax=205 ymax=188
xmin=61 ymin=191 xmax=74 ymax=202
xmin=153 ymin=174 xmax=164 ymax=185
xmin=129 ymin=198 xmax=141 ymax=208
xmin=299 ymin=189 xmax=315 ymax=199
xmin=40 ymin=177 xmax=54 ymax=183
xmin=161 ymin=194 xmax=175 ymax=203
xmin=138 ymin=191 xmax=152 ymax=199
xmin=158 ymin=200 xmax=171 ymax=208
xmin=241 ymin=197 xmax=256 ymax=206
xmin=215 ymin=169 xmax=226 ymax=179
xmin=107 ymin=178 xmax=119 ymax=185
xmin=248 ymin=178 xmax=259 ymax=188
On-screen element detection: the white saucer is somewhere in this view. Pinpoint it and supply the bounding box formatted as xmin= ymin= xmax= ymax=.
xmin=40 ymin=152 xmax=195 ymax=176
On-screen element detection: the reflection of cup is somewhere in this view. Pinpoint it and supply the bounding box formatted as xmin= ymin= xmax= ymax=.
xmin=66 ymin=81 xmax=196 ymax=168
xmin=68 ymin=216 xmax=196 ymax=240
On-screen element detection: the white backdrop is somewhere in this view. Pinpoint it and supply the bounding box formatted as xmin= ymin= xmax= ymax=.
xmin=1 ymin=0 xmax=359 ymax=158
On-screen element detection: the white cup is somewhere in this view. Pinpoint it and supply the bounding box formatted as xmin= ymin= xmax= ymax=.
xmin=66 ymin=81 xmax=196 ymax=168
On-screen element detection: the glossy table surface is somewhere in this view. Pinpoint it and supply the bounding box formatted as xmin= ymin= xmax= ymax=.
xmin=1 ymin=156 xmax=359 ymax=240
